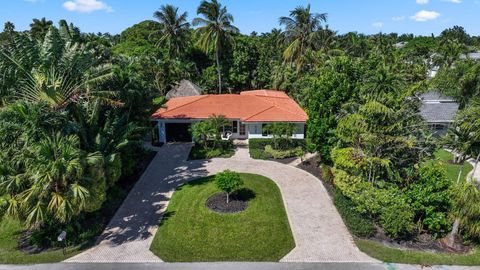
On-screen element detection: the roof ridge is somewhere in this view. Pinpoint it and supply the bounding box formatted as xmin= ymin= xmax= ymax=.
xmin=242 ymin=105 xmax=276 ymax=121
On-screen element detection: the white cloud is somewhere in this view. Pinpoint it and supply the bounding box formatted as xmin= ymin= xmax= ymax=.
xmin=444 ymin=0 xmax=462 ymax=3
xmin=392 ymin=16 xmax=406 ymax=21
xmin=410 ymin=10 xmax=440 ymax=21
xmin=372 ymin=22 xmax=383 ymax=28
xmin=416 ymin=0 xmax=429 ymax=4
xmin=63 ymin=0 xmax=113 ymax=13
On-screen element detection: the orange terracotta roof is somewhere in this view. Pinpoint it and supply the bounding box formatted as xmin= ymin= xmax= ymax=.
xmin=151 ymin=90 xmax=307 ymax=122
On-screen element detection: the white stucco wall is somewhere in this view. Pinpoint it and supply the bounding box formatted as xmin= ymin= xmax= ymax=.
xmin=155 ymin=119 xmax=306 ymax=143
xmin=247 ymin=123 xmax=305 ymax=139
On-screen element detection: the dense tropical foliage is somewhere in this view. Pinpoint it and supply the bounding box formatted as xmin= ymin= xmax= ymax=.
xmin=1 ymin=0 xmax=480 ymax=258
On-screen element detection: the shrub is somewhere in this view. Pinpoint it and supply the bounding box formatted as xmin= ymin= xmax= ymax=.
xmin=407 ymin=163 xmax=452 ymax=237
xmin=264 ymin=145 xmax=303 ymax=159
xmin=320 ymin=164 xmax=333 ymax=183
xmin=249 ymin=138 xmax=306 ymax=159
xmin=380 ymin=203 xmax=415 ymax=239
xmin=249 ymin=148 xmax=270 ymax=160
xmin=249 ymin=138 xmax=306 ymax=151
xmin=215 ymin=170 xmax=244 ymax=204
xmin=333 ymin=190 xmax=375 ymax=238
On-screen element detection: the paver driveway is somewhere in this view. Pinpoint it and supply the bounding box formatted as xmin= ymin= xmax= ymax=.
xmin=67 ymin=144 xmax=375 ymax=263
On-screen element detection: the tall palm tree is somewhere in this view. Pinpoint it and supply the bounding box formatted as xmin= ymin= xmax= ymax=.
xmin=153 ymin=5 xmax=190 ymax=58
xmin=193 ymin=0 xmax=239 ymax=94
xmin=279 ymin=5 xmax=327 ymax=70
xmin=3 ymin=22 xmax=15 ymax=33
xmin=29 ymin=17 xmax=53 ymax=40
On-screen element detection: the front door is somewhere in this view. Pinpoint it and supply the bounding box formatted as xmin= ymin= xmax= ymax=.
xmin=239 ymin=123 xmax=246 ymax=136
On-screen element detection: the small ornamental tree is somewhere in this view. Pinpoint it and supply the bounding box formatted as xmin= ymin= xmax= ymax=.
xmin=215 ymin=170 xmax=243 ymax=204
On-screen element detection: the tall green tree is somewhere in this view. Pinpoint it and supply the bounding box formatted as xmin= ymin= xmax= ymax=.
xmin=29 ymin=17 xmax=53 ymax=40
xmin=279 ymin=4 xmax=327 ymax=70
xmin=0 ymin=27 xmax=114 ymax=109
xmin=153 ymin=5 xmax=191 ymax=58
xmin=193 ymin=0 xmax=239 ymax=94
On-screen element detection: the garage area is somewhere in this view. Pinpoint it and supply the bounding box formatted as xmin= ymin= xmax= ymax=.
xmin=165 ymin=123 xmax=192 ymax=142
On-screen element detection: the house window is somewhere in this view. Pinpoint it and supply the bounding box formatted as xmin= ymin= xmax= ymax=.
xmin=232 ymin=121 xmax=238 ymax=133
xmin=239 ymin=123 xmax=246 ymax=136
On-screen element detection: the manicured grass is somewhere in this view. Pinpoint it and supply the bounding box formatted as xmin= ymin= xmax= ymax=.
xmin=0 ymin=218 xmax=82 ymax=264
xmin=355 ymin=239 xmax=480 ymax=266
xmin=150 ymin=173 xmax=295 ymax=262
xmin=431 ymin=150 xmax=473 ymax=182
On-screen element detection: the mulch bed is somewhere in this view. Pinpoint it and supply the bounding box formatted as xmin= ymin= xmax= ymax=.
xmin=206 ymin=192 xmax=248 ymax=214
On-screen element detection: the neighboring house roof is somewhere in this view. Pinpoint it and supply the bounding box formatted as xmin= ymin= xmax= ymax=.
xmin=152 ymin=90 xmax=308 ymax=122
xmin=419 ymin=91 xmax=454 ymax=102
xmin=419 ymin=91 xmax=459 ymax=123
xmin=166 ymin=79 xmax=203 ymax=99
xmin=459 ymin=52 xmax=480 ymax=61
xmin=420 ymin=102 xmax=459 ymax=123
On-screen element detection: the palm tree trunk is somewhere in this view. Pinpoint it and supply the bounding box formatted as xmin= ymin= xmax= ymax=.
xmin=215 ymin=48 xmax=222 ymax=94
xmin=457 ymin=161 xmax=465 ymax=183
xmin=470 ymin=153 xmax=480 ymax=182
xmin=445 ymin=218 xmax=460 ymax=247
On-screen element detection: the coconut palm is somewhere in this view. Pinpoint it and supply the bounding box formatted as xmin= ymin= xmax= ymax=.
xmin=153 ymin=5 xmax=190 ymax=58
xmin=279 ymin=5 xmax=327 ymax=69
xmin=29 ymin=17 xmax=53 ymax=40
xmin=193 ymin=0 xmax=239 ymax=94
xmin=3 ymin=21 xmax=15 ymax=33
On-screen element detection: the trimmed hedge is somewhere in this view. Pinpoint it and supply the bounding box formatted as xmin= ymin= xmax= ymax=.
xmin=249 ymin=138 xmax=306 ymax=160
xmin=189 ymin=141 xmax=235 ymax=160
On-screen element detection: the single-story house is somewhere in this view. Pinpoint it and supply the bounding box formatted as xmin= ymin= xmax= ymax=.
xmin=151 ymin=90 xmax=308 ymax=143
xmin=419 ymin=91 xmax=459 ymax=136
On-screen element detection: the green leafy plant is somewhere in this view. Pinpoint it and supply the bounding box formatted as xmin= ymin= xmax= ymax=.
xmin=215 ymin=170 xmax=243 ymax=204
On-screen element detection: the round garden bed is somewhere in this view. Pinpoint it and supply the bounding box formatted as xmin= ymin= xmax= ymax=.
xmin=205 ymin=192 xmax=248 ymax=214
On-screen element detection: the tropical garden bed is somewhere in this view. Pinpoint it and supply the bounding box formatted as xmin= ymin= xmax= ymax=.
xmin=0 ymin=149 xmax=156 ymax=264
xmin=150 ymin=173 xmax=295 ymax=262
xmin=297 ymin=151 xmax=480 ymax=266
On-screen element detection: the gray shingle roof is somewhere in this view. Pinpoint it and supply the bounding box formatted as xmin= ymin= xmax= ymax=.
xmin=420 ymin=102 xmax=459 ymax=123
xmin=166 ymin=79 xmax=203 ymax=99
xmin=459 ymin=52 xmax=480 ymax=60
xmin=419 ymin=91 xmax=454 ymax=102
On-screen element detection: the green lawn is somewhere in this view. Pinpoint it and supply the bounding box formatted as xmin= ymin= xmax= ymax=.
xmin=430 ymin=150 xmax=473 ymax=182
xmin=150 ymin=173 xmax=295 ymax=262
xmin=356 ymin=239 xmax=480 ymax=266
xmin=0 ymin=218 xmax=82 ymax=264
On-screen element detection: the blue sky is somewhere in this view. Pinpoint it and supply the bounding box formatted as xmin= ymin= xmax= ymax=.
xmin=1 ymin=0 xmax=479 ymax=36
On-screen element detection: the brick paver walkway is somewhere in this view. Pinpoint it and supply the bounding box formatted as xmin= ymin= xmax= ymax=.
xmin=67 ymin=145 xmax=375 ymax=263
